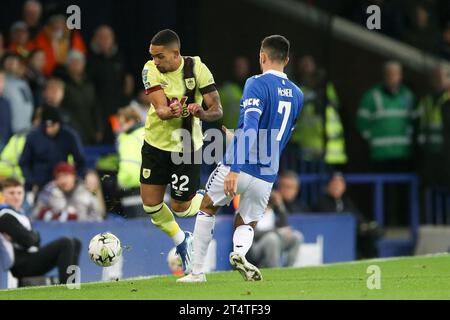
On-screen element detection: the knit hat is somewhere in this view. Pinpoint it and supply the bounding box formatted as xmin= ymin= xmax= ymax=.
xmin=53 ymin=162 xmax=76 ymax=178
xmin=42 ymin=107 xmax=62 ymax=126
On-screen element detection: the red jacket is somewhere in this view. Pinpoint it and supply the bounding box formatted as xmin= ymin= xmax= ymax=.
xmin=34 ymin=27 xmax=87 ymax=76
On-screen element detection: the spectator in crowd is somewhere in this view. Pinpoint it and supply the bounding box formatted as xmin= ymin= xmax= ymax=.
xmin=0 ymin=108 xmax=43 ymax=183
xmin=19 ymin=107 xmax=86 ymax=192
xmin=129 ymin=89 xmax=151 ymax=123
xmin=34 ymin=13 xmax=86 ymax=77
xmin=41 ymin=78 xmax=72 ymax=125
xmin=22 ymin=0 xmax=43 ymax=39
xmin=0 ymin=32 xmax=5 ymax=60
xmin=62 ymin=50 xmax=100 ymax=144
xmin=315 ymin=172 xmax=361 ymax=217
xmin=0 ymin=178 xmax=81 ymax=285
xmin=402 ymin=4 xmax=441 ymax=54
xmin=247 ymin=193 xmax=304 ymax=268
xmin=356 ymin=61 xmax=415 ymax=226
xmin=116 ymin=106 xmax=145 ymax=218
xmin=25 ymin=49 xmax=46 ymax=109
xmin=0 ymin=70 xmax=12 ymax=152
xmin=8 ymin=21 xmax=34 ymax=59
xmin=2 ymin=52 xmax=34 ymax=134
xmin=315 ymin=172 xmax=381 ymax=258
xmin=416 ymin=66 xmax=450 ymax=186
xmin=87 ymin=25 xmax=129 ymax=144
xmin=276 ymin=171 xmax=310 ymax=213
xmin=290 ymin=55 xmax=347 ymax=172
xmin=32 ymin=162 xmax=104 ymax=221
xmin=356 ymin=61 xmax=415 ymax=171
xmin=218 ymin=56 xmax=250 ymax=129
xmin=441 ymin=22 xmax=450 ymax=61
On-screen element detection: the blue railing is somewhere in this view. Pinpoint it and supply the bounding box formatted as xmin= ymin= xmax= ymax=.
xmin=82 ymin=146 xmax=421 ymax=239
xmin=426 ymin=186 xmax=450 ymax=225
xmin=299 ymin=173 xmax=420 ymax=242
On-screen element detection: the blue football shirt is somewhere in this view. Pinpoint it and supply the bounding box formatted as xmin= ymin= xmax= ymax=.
xmin=224 ymin=69 xmax=304 ymax=183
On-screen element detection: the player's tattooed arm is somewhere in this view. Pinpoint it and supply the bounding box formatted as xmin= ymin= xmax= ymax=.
xmin=149 ymin=89 xmax=181 ymax=120
xmin=189 ymin=90 xmax=223 ymax=122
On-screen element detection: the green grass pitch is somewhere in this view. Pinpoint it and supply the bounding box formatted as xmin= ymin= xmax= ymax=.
xmin=1 ymin=254 xmax=449 ymax=300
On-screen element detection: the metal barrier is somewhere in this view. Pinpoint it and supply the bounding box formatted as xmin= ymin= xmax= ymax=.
xmin=299 ymin=173 xmax=420 ymax=242
xmin=82 ymin=146 xmax=421 ymax=241
xmin=426 ymin=186 xmax=450 ymax=225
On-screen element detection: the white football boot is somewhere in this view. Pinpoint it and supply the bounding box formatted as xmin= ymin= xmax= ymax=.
xmin=229 ymin=252 xmax=262 ymax=281
xmin=176 ymin=273 xmax=207 ymax=283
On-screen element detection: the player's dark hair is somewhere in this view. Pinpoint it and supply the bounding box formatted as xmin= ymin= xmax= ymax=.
xmin=261 ymin=35 xmax=290 ymax=62
xmin=151 ymin=29 xmax=181 ymax=48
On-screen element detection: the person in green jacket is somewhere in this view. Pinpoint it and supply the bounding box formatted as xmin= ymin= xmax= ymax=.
xmin=290 ymin=55 xmax=347 ymax=171
xmin=416 ymin=66 xmax=450 ymax=186
xmin=0 ymin=107 xmax=43 ymax=183
xmin=0 ymin=130 xmax=27 ymax=183
xmin=116 ymin=105 xmax=145 ymax=218
xmin=357 ymin=61 xmax=416 ymax=226
xmin=356 ymin=61 xmax=416 ymax=169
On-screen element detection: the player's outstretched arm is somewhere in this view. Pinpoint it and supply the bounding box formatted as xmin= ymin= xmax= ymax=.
xmin=188 ymin=90 xmax=223 ymax=122
xmin=149 ymin=89 xmax=182 ymax=120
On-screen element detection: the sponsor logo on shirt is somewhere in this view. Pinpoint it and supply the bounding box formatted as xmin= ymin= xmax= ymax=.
xmin=243 ymin=98 xmax=260 ymax=108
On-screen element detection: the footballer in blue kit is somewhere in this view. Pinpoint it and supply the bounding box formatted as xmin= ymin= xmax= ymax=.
xmin=178 ymin=35 xmax=304 ymax=283
xmin=225 ymin=63 xmax=304 ymax=183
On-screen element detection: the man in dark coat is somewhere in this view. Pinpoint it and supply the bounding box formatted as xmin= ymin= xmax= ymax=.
xmin=19 ymin=107 xmax=86 ymax=192
xmin=87 ymin=25 xmax=130 ymax=144
xmin=63 ymin=50 xmax=100 ymax=144
xmin=315 ymin=172 xmax=382 ymax=258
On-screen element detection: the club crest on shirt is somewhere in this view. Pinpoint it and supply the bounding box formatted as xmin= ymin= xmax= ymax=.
xmin=185 ymin=78 xmax=196 ymax=90
xmin=142 ymin=168 xmax=151 ymax=179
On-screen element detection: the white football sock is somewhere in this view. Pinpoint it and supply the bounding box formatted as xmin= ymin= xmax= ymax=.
xmin=192 ymin=211 xmax=216 ymax=275
xmin=173 ymin=230 xmax=186 ymax=246
xmin=233 ymin=225 xmax=255 ymax=257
